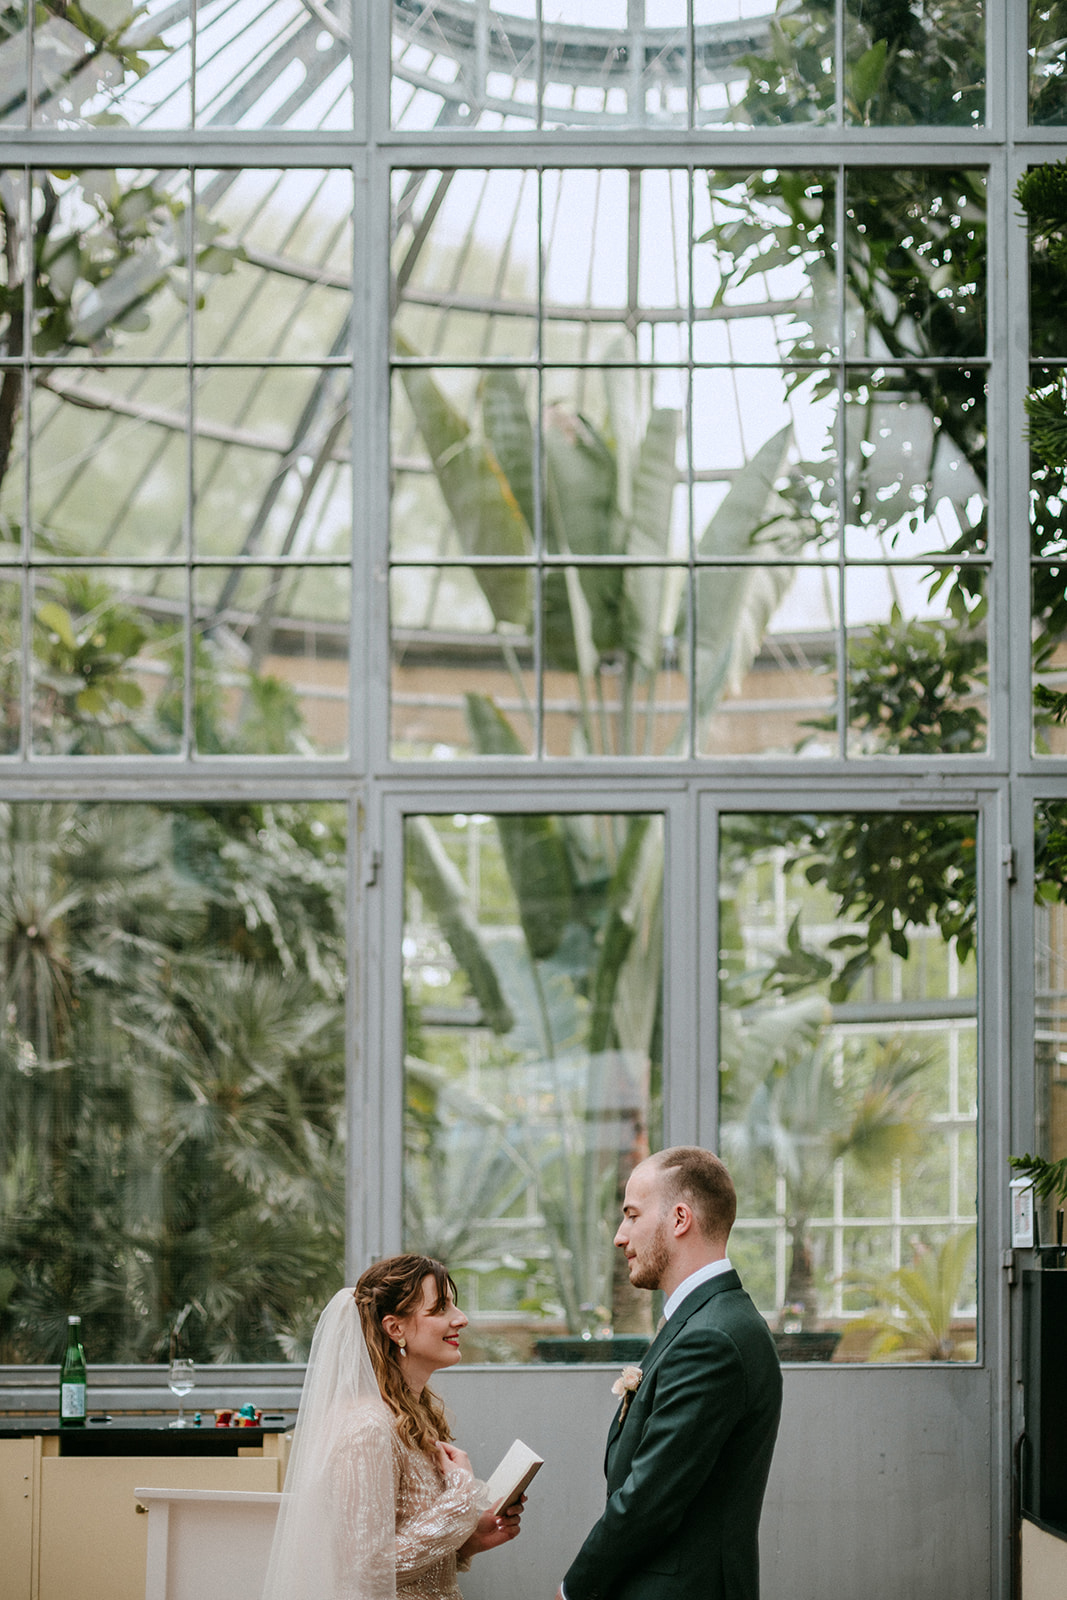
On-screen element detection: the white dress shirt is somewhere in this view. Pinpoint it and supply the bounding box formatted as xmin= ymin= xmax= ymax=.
xmin=662 ymin=1255 xmax=733 ymax=1321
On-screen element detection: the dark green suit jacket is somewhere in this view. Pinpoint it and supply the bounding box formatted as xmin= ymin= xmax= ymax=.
xmin=562 ymin=1270 xmax=782 ymax=1600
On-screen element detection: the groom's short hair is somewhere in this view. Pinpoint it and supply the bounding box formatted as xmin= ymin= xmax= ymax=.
xmin=651 ymin=1145 xmax=736 ymax=1243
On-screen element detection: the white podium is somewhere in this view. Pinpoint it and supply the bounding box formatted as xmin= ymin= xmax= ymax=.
xmin=135 ymin=1486 xmax=281 ymax=1600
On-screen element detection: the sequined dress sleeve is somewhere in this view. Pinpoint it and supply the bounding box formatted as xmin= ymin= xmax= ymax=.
xmin=331 ymin=1402 xmax=489 ymax=1600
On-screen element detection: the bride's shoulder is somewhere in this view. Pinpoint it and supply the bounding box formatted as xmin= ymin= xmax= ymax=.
xmin=334 ymin=1396 xmax=396 ymax=1452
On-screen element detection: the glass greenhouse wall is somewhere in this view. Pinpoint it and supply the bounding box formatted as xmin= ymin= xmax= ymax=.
xmin=0 ymin=2 xmax=1064 ymax=1388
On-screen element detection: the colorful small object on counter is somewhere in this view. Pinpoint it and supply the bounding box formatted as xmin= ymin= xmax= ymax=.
xmin=214 ymin=1409 xmax=233 ymax=1428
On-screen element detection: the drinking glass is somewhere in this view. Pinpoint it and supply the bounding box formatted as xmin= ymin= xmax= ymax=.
xmin=168 ymin=1358 xmax=195 ymax=1427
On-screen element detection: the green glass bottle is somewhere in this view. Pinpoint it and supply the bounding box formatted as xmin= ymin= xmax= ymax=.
xmin=59 ymin=1315 xmax=87 ymax=1427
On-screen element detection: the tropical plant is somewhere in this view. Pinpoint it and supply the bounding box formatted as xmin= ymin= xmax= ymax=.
xmin=396 ymin=325 xmax=813 ymax=1339
xmin=729 ymin=0 xmax=984 ymax=129
xmin=719 ymin=993 xmax=933 ymax=1330
xmin=847 ymin=1226 xmax=977 ymax=1362
xmin=0 ymin=783 xmax=348 ymax=1365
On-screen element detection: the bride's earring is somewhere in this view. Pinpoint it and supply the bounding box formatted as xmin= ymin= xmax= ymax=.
xmin=396 ymin=1338 xmax=407 ymax=1358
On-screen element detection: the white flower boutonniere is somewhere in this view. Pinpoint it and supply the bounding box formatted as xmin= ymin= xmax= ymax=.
xmin=611 ymin=1364 xmax=643 ymax=1422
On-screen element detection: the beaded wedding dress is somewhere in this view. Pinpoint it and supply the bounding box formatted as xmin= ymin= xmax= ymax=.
xmin=261 ymin=1289 xmax=488 ymax=1600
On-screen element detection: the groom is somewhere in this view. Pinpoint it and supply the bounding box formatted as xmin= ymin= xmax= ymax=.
xmin=555 ymin=1146 xmax=782 ymax=1600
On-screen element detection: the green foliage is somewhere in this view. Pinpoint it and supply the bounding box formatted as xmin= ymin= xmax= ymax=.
xmin=0 ymin=797 xmax=347 ymax=1364
xmin=730 ymin=0 xmax=983 ymax=129
xmin=1009 ymin=1152 xmax=1067 ymax=1204
xmin=849 ymin=1227 xmax=977 ymax=1361
xmin=1030 ymin=8 xmax=1067 ymax=126
xmin=811 ymin=607 xmax=987 ymax=757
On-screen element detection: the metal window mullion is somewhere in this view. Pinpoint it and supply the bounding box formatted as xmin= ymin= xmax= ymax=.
xmin=19 ymin=165 xmax=32 ymax=760
xmin=184 ymin=169 xmax=196 ymax=760
xmin=835 ymin=161 xmax=848 ymax=760
xmin=686 ymin=163 xmax=696 ymax=760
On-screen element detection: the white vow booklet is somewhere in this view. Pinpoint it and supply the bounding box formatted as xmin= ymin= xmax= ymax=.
xmin=486 ymin=1438 xmax=544 ymax=1512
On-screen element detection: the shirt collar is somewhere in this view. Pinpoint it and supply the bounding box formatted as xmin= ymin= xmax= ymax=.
xmin=663 ymin=1257 xmax=733 ymax=1322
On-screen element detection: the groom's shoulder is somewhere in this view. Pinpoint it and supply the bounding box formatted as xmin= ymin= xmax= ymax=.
xmin=684 ymin=1279 xmax=778 ymax=1353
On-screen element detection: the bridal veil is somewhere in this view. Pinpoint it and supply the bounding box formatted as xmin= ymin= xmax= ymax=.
xmin=261 ymin=1287 xmax=397 ymax=1600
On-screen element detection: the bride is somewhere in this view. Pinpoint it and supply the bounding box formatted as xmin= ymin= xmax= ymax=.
xmin=262 ymin=1255 xmax=523 ymax=1600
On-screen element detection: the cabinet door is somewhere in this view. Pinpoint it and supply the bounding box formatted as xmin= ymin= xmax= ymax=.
xmin=37 ymin=1454 xmax=279 ymax=1600
xmin=0 ymin=1439 xmax=36 ymax=1599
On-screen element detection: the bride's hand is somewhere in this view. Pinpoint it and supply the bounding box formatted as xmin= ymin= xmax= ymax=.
xmin=456 ymin=1498 xmax=525 ymax=1559
xmin=434 ymin=1440 xmax=473 ymax=1478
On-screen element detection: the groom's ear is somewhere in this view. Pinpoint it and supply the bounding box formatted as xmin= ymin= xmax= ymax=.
xmin=672 ymin=1201 xmax=695 ymax=1237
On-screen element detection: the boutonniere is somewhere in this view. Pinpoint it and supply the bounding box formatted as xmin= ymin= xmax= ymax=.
xmin=611 ymin=1364 xmax=643 ymax=1422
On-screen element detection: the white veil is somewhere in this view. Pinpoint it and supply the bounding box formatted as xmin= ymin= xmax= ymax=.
xmin=261 ymin=1288 xmax=397 ymax=1600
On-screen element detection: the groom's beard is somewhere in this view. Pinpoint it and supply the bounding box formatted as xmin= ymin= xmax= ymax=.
xmin=627 ymin=1216 xmax=671 ymax=1291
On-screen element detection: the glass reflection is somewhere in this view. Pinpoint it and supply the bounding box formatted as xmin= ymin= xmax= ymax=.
xmin=403 ymin=810 xmax=663 ymax=1362
xmin=720 ymin=810 xmax=979 ymax=1361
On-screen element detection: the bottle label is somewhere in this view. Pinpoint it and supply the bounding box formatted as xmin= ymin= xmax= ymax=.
xmin=60 ymin=1384 xmax=87 ymax=1419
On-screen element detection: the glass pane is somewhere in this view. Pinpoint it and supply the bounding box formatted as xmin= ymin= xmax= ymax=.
xmin=543 ymin=566 xmax=689 ymax=758
xmin=31 ymin=168 xmax=193 ymax=364
xmin=1035 ymin=803 xmax=1067 ymax=1243
xmin=403 ymin=809 xmax=663 ymax=1362
xmin=542 ymin=170 xmax=690 ymax=364
xmin=692 ymin=367 xmax=837 ymax=557
xmin=1026 ymin=166 xmax=1067 ymax=360
xmin=33 ymin=0 xmax=191 ymax=129
xmin=392 ymin=1 xmax=539 ymax=132
xmin=0 ymin=799 xmax=346 ymax=1359
xmin=0 ymin=2 xmax=29 ymax=127
xmin=842 ymin=564 xmax=987 ymax=757
xmin=844 ymin=170 xmax=987 ymax=363
xmin=29 ymin=368 xmax=188 ymax=561
xmin=845 ymin=0 xmax=983 ymax=126
xmin=843 ymin=368 xmax=987 ymax=561
xmin=194 ymin=170 xmax=354 ymax=362
xmin=32 ymin=566 xmax=184 ymax=754
xmin=1030 ymin=0 xmax=1067 ymax=125
xmin=697 ymin=0 xmax=836 ymax=128
xmin=694 ymin=170 xmax=838 ymax=364
xmin=392 ymin=365 xmax=536 ymax=564
xmin=1030 ymin=368 xmax=1067 ymax=558
xmin=719 ymin=810 xmax=979 ymax=1362
xmin=194 ymin=564 xmax=349 ymax=756
xmin=193 ymin=368 xmax=352 ymax=560
xmin=0 ymin=564 xmax=20 ymax=751
xmin=541 ymin=0 xmax=688 ymax=130
xmin=195 ymin=0 xmax=353 ymax=129
xmin=1033 ymin=564 xmax=1067 ymax=757
xmin=391 ymin=564 xmax=536 ymax=759
xmin=392 ymin=169 xmax=539 ymax=362
xmin=695 ymin=565 xmax=838 ymax=758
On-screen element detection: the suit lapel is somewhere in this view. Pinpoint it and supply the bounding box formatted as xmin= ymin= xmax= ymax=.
xmin=605 ymin=1270 xmax=742 ymax=1459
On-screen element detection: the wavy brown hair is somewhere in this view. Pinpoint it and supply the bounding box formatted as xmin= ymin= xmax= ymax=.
xmin=354 ymin=1254 xmax=457 ymax=1460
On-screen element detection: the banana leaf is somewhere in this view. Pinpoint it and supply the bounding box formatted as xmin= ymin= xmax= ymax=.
xmin=463 ymin=694 xmax=576 ymax=960
xmin=405 ymin=815 xmax=514 ymax=1035
xmin=694 ymin=424 xmax=796 ymax=715
xmin=395 ymin=336 xmax=531 ymax=626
